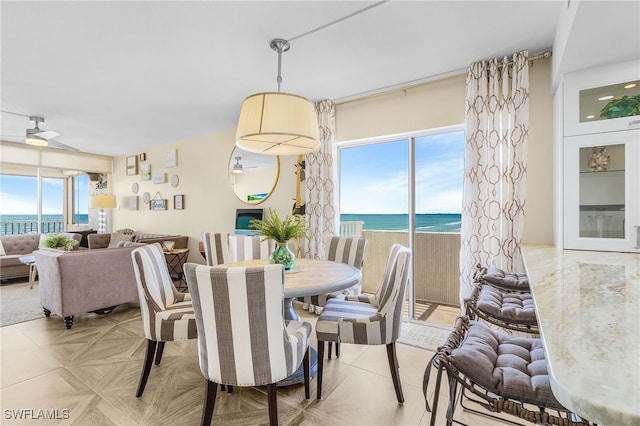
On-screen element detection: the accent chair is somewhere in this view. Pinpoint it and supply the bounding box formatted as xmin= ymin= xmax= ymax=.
xmin=315 ymin=243 xmax=411 ymax=403
xmin=130 ymin=243 xmax=197 ymax=397
xmin=184 ymin=263 xmax=312 ymax=426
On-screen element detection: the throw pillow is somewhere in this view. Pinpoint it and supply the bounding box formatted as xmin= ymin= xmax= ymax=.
xmin=116 ymin=228 xmax=135 ymax=235
xmin=108 ymin=233 xmax=134 ymax=248
xmin=0 ymin=240 xmax=5 ymax=256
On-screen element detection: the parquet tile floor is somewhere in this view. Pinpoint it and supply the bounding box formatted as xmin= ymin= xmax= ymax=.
xmin=1 ymin=289 xmax=513 ymax=425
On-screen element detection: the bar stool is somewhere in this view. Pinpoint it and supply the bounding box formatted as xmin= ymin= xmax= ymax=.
xmin=475 ymin=264 xmax=531 ymax=293
xmin=423 ymin=316 xmax=594 ymax=426
xmin=465 ymin=283 xmax=539 ymax=334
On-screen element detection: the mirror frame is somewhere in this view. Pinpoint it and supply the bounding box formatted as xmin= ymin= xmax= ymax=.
xmin=228 ymin=147 xmax=280 ymax=205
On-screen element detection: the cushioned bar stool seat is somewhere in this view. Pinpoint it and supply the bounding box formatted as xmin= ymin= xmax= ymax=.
xmin=477 ymin=265 xmax=531 ymax=293
xmin=465 ymin=283 xmax=539 ymax=334
xmin=423 ymin=317 xmax=594 ymax=426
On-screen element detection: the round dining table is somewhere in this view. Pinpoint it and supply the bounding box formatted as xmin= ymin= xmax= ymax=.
xmin=220 ymin=257 xmax=362 ymax=385
xmin=221 ymin=257 xmax=362 ymax=320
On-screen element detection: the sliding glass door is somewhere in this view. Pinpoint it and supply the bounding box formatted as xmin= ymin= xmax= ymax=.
xmin=338 ymin=125 xmax=464 ymax=326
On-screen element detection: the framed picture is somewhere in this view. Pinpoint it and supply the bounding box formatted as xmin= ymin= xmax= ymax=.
xmin=174 ymin=194 xmax=184 ymax=210
xmin=165 ymin=148 xmax=177 ymax=167
xmin=152 ymin=173 xmax=166 ymax=184
xmin=128 ymin=196 xmax=139 ymax=211
xmin=150 ymin=199 xmax=167 ymax=211
xmin=126 ymin=156 xmax=138 ymax=175
xmin=140 ymin=164 xmax=151 ymax=181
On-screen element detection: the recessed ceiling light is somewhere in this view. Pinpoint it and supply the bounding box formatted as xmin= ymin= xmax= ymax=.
xmin=586 ymin=115 xmax=595 ymax=119
xmin=624 ymin=83 xmax=637 ymax=89
xmin=598 ymin=95 xmax=614 ymax=101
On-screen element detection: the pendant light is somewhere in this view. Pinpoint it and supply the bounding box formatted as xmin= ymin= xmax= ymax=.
xmin=235 ymin=38 xmax=320 ymax=156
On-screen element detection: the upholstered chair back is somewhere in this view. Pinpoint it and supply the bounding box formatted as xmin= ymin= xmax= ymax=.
xmin=201 ymin=232 xmax=231 ymax=266
xmin=228 ymin=235 xmax=273 ymax=262
xmin=184 ymin=263 xmax=311 ymax=386
xmin=374 ymin=244 xmax=412 ymax=343
xmin=326 ymin=236 xmax=367 ymax=269
xmin=131 ymin=243 xmax=192 ymax=341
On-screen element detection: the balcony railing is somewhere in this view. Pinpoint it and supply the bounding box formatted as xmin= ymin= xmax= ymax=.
xmin=339 ymin=222 xmax=460 ymax=308
xmin=0 ymin=220 xmax=65 ymax=236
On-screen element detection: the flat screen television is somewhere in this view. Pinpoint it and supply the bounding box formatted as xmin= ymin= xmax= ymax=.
xmin=235 ymin=208 xmax=263 ymax=234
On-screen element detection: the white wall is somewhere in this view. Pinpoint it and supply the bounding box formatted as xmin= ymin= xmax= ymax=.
xmin=111 ymin=129 xmax=296 ymax=265
xmin=334 ymin=59 xmax=555 ymax=244
xmin=109 ymin=59 xmax=555 ymax=257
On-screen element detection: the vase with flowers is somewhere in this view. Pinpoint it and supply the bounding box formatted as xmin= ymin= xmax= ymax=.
xmin=249 ymin=209 xmax=308 ymax=271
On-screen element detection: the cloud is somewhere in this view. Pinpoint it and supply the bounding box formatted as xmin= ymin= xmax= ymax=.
xmin=0 ymin=192 xmax=38 ymax=215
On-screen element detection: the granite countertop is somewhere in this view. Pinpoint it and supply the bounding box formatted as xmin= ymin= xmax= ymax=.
xmin=521 ymin=244 xmax=640 ymax=426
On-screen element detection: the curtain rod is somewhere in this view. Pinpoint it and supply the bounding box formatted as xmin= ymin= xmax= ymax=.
xmin=335 ymin=49 xmax=552 ymax=106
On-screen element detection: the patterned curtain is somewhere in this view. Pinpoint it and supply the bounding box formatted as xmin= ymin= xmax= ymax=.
xmin=459 ymin=51 xmax=530 ymax=305
xmin=301 ymin=99 xmax=338 ymax=260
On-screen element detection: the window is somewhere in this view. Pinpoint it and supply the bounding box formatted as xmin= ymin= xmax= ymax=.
xmin=71 ymin=174 xmax=89 ymax=225
xmin=338 ymin=126 xmax=464 ymax=326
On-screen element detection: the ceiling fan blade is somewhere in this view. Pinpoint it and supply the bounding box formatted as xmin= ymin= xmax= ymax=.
xmin=35 ymin=130 xmax=61 ymax=140
xmin=47 ymin=139 xmax=79 ymax=152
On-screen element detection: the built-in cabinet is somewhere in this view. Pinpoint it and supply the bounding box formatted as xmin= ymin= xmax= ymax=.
xmin=562 ymin=61 xmax=640 ymax=252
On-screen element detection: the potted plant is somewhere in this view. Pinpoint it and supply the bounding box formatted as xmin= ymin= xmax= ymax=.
xmin=600 ymin=94 xmax=640 ymax=119
xmin=250 ymin=209 xmax=308 ymax=270
xmin=42 ymin=234 xmax=79 ymax=251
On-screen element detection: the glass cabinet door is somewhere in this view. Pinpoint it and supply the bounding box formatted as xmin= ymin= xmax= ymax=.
xmin=564 ymin=60 xmax=640 ymax=137
xmin=564 ymin=130 xmax=640 ymax=252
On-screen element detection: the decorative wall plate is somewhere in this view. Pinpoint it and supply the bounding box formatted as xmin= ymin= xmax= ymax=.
xmin=131 ymin=182 xmax=139 ymax=194
xmin=170 ymin=174 xmax=179 ymax=188
xmin=142 ymin=192 xmax=150 ymax=204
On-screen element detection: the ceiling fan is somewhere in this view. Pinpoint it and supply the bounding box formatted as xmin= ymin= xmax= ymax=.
xmin=230 ymin=156 xmax=261 ymax=174
xmin=0 ymin=114 xmax=78 ymax=151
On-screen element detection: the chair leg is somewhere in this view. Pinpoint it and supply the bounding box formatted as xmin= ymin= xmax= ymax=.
xmin=136 ymin=339 xmax=157 ymax=397
xmin=386 ymin=342 xmax=404 ymax=403
xmin=317 ymin=340 xmax=325 ymax=399
xmin=335 ymin=342 xmax=340 ymax=358
xmin=303 ymin=347 xmax=310 ymax=400
xmin=267 ymin=383 xmax=278 ymax=426
xmin=154 ymin=341 xmax=165 ymax=365
xmin=201 ymin=380 xmax=218 ymax=426
xmin=328 ymin=342 xmax=333 ymax=359
xmin=227 ymin=385 xmax=233 ymax=394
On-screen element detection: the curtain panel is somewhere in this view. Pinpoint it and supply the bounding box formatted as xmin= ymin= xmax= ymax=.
xmin=459 ymin=51 xmax=530 ymax=305
xmin=302 ymin=99 xmax=338 ymax=260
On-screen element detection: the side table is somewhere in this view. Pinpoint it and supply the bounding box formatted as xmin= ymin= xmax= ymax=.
xmin=163 ymin=248 xmax=190 ymax=292
xmin=19 ymin=255 xmax=37 ymax=289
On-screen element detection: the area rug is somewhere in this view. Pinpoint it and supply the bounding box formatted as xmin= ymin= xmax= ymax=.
xmin=397 ymin=321 xmax=453 ymax=352
xmin=0 ymin=281 xmax=43 ymax=327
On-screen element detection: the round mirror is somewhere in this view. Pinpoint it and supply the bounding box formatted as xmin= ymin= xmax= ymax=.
xmin=229 ymin=147 xmax=280 ymax=204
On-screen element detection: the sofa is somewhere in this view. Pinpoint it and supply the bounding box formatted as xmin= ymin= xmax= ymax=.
xmin=87 ymin=231 xmax=188 ymax=250
xmin=33 ymin=246 xmax=140 ymax=329
xmin=0 ymin=233 xmax=83 ymax=280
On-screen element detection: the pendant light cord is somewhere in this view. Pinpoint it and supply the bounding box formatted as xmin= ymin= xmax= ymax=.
xmin=287 ymin=1 xmax=389 ymax=43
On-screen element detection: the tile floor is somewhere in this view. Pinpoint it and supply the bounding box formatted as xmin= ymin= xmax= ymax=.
xmin=1 ymin=298 xmax=515 ymax=425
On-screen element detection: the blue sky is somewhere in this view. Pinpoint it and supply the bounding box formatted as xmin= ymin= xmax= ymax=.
xmin=0 ymin=174 xmax=88 ymax=216
xmin=340 ymin=131 xmax=464 ymax=214
xmin=1 ymin=132 xmax=463 ymax=217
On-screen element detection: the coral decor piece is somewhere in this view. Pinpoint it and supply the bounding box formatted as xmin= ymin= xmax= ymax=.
xmin=587 ymin=146 xmax=610 ymax=172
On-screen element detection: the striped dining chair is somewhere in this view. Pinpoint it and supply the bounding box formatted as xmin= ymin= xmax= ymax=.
xmin=130 ymin=243 xmax=197 ymax=398
xmin=315 ymin=244 xmax=412 ymax=403
xmin=184 ymin=263 xmax=312 ymax=426
xmin=228 ymin=234 xmax=274 ymax=261
xmin=201 ymin=233 xmax=273 ymax=266
xmin=201 ymin=232 xmax=232 ymax=266
xmin=297 ymin=236 xmax=367 ymax=358
xmin=298 ymin=236 xmax=368 ymax=311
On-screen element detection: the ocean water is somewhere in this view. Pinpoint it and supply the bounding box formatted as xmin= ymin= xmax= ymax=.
xmin=0 ymin=214 xmax=88 ymax=236
xmin=340 ymin=213 xmax=461 ymax=233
